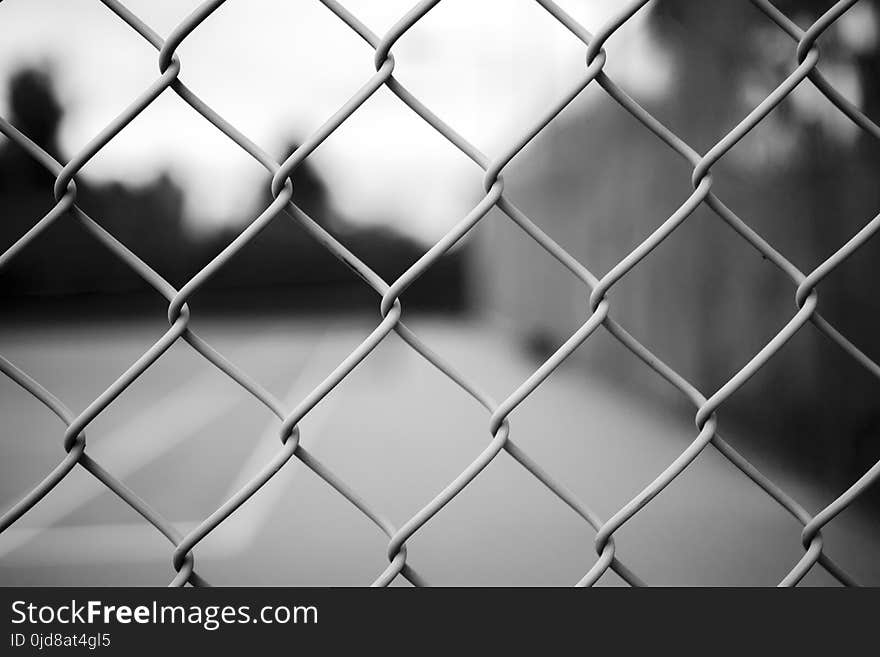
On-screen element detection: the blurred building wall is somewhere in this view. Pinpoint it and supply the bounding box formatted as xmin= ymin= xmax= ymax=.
xmin=475 ymin=0 xmax=880 ymax=482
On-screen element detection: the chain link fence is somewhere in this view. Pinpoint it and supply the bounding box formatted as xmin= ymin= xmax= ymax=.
xmin=1 ymin=0 xmax=879 ymax=587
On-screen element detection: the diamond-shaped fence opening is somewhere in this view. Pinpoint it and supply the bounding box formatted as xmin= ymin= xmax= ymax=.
xmin=1 ymin=0 xmax=879 ymax=587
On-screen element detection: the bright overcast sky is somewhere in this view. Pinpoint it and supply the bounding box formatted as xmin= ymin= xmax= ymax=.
xmin=0 ymin=0 xmax=668 ymax=241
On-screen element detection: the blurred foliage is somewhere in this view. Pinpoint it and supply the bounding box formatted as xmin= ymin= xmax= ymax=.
xmin=0 ymin=66 xmax=466 ymax=310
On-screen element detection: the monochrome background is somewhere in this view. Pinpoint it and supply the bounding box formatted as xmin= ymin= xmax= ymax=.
xmin=1 ymin=0 xmax=879 ymax=586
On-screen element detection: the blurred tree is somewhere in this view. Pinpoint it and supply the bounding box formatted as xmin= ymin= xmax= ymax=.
xmin=0 ymin=65 xmax=189 ymax=296
xmin=8 ymin=68 xmax=62 ymax=157
xmin=0 ymin=66 xmax=465 ymax=310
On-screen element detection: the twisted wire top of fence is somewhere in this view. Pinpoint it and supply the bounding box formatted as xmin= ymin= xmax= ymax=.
xmin=1 ymin=0 xmax=879 ymax=586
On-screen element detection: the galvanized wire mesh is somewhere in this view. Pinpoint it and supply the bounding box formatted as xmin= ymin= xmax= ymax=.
xmin=1 ymin=0 xmax=879 ymax=587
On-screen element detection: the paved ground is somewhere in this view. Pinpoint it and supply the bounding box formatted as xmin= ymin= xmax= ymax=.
xmin=0 ymin=313 xmax=878 ymax=586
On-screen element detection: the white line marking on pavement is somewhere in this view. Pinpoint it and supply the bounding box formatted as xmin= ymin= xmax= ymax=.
xmin=0 ymin=328 xmax=347 ymax=565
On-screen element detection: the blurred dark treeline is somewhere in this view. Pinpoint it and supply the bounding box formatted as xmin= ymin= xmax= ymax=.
xmin=0 ymin=68 xmax=466 ymax=312
xmin=481 ymin=0 xmax=880 ymax=484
